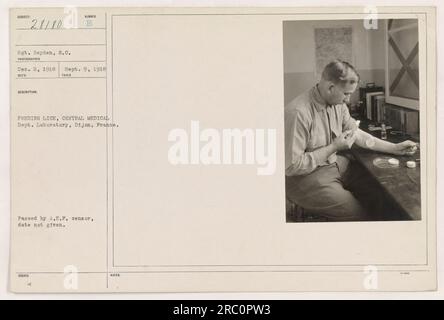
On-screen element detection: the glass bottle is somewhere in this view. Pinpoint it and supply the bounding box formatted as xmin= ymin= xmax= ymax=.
xmin=381 ymin=123 xmax=387 ymax=140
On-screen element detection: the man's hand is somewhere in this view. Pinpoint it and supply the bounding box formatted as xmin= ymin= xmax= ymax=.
xmin=392 ymin=140 xmax=418 ymax=156
xmin=333 ymin=130 xmax=357 ymax=151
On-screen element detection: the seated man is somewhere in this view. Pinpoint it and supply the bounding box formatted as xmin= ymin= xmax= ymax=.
xmin=285 ymin=60 xmax=416 ymax=221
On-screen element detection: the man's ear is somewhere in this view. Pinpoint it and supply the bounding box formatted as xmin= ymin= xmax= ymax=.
xmin=328 ymin=82 xmax=335 ymax=93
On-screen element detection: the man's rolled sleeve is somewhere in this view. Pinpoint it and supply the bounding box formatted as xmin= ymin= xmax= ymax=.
xmin=285 ymin=111 xmax=318 ymax=176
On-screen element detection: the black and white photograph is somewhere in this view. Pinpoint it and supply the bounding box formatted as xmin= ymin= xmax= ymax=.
xmin=284 ymin=19 xmax=421 ymax=222
xmin=3 ymin=4 xmax=439 ymax=295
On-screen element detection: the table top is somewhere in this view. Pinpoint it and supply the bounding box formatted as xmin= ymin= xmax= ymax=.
xmin=350 ymin=136 xmax=421 ymax=220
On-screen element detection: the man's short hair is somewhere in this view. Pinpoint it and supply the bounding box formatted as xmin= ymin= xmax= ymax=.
xmin=321 ymin=60 xmax=360 ymax=86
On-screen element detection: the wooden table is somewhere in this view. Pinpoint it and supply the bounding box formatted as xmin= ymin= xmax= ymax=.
xmin=350 ymin=135 xmax=421 ymax=220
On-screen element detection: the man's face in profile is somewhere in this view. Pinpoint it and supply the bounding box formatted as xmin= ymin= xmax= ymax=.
xmin=329 ymin=71 xmax=359 ymax=105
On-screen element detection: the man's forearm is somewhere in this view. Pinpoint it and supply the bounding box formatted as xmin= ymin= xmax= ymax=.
xmin=355 ymin=129 xmax=396 ymax=153
xmin=312 ymin=143 xmax=338 ymax=164
xmin=286 ymin=143 xmax=338 ymax=176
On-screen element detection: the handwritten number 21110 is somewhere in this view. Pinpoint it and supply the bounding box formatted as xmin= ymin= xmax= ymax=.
xmin=30 ymin=19 xmax=63 ymax=30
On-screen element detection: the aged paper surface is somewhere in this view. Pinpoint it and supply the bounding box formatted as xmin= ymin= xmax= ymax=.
xmin=9 ymin=6 xmax=436 ymax=292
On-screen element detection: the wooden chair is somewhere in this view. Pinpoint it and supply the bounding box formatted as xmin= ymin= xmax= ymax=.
xmin=286 ymin=198 xmax=329 ymax=222
xmin=286 ymin=198 xmax=305 ymax=222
